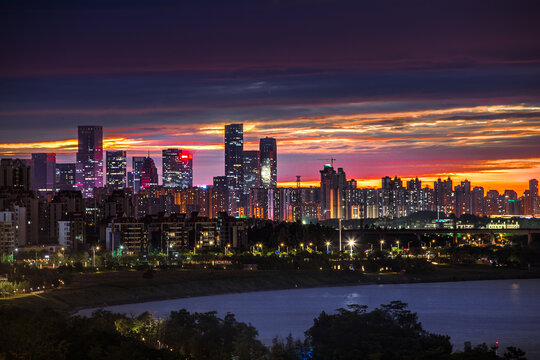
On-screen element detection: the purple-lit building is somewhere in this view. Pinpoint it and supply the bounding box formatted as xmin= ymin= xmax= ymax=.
xmin=76 ymin=126 xmax=103 ymax=198
xmin=31 ymin=153 xmax=56 ymax=195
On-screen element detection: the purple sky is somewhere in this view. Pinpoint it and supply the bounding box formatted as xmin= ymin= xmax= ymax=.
xmin=1 ymin=0 xmax=539 ymax=192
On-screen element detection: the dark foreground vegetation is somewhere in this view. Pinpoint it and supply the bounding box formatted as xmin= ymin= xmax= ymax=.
xmin=0 ymin=301 xmax=527 ymax=360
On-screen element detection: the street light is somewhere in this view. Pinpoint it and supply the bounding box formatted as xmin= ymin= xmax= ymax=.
xmin=92 ymin=245 xmax=100 ymax=267
xmin=380 ymin=240 xmax=385 ymax=251
xmin=348 ymin=239 xmax=355 ymax=258
xmin=326 ymin=241 xmax=331 ymax=253
xmin=225 ymin=243 xmax=231 ymax=255
xmin=396 ymin=240 xmax=400 ymax=250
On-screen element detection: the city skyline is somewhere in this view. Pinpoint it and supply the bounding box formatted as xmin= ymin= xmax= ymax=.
xmin=1 ymin=1 xmax=539 ymax=194
xmin=6 ymin=122 xmax=538 ymax=196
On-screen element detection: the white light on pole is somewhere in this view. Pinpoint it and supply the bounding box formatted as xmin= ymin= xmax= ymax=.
xmin=348 ymin=239 xmax=355 ymax=258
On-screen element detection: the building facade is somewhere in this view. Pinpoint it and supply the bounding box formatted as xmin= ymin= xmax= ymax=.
xmin=76 ymin=126 xmax=103 ymax=198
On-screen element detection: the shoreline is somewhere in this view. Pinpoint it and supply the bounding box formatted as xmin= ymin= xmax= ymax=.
xmin=2 ymin=265 xmax=540 ymax=313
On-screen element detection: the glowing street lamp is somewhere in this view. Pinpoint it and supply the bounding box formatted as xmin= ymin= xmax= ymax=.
xmin=326 ymin=241 xmax=331 ymax=253
xmin=348 ymin=239 xmax=355 ymax=258
xmin=396 ymin=240 xmax=400 ymax=250
xmin=380 ymin=240 xmax=385 ymax=251
xmin=92 ymin=245 xmax=100 ymax=267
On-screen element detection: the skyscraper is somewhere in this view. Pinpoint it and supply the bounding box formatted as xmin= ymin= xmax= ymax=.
xmin=180 ymin=151 xmax=193 ymax=189
xmin=529 ymin=179 xmax=538 ymax=215
xmin=76 ymin=126 xmax=103 ymax=198
xmin=56 ymin=163 xmax=77 ymax=191
xmin=106 ymin=151 xmax=127 ymax=190
xmin=132 ymin=156 xmax=146 ymax=193
xmin=31 ymin=153 xmax=56 ymax=194
xmin=210 ymin=176 xmax=228 ymax=218
xmin=243 ymin=150 xmax=260 ymax=193
xmin=224 ymin=124 xmax=243 ymax=213
xmin=163 ymin=149 xmax=193 ymax=189
xmin=140 ymin=157 xmax=158 ymax=190
xmin=320 ymin=164 xmax=337 ymax=219
xmin=260 ymin=137 xmax=277 ymax=188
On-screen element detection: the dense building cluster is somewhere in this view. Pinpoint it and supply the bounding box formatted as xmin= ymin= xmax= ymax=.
xmin=0 ymin=124 xmax=538 ymax=254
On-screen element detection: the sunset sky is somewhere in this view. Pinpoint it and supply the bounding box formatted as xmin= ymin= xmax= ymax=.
xmin=1 ymin=1 xmax=539 ymax=194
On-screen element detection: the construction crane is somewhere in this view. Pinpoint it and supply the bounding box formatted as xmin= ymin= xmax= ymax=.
xmin=318 ymin=157 xmax=337 ymax=167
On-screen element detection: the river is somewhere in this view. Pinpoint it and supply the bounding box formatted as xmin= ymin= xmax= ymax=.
xmin=78 ymin=279 xmax=540 ymax=358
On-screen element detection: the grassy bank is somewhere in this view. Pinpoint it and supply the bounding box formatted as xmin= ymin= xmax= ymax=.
xmin=2 ymin=265 xmax=540 ymax=313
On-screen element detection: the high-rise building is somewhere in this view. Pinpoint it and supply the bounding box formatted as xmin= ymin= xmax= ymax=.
xmin=471 ymin=186 xmax=485 ymax=216
xmin=163 ymin=149 xmax=193 ymax=189
xmin=210 ymin=176 xmax=228 ymax=218
xmin=434 ymin=177 xmax=453 ymax=215
xmin=224 ymin=124 xmax=244 ymax=213
xmin=163 ymin=149 xmax=182 ymax=188
xmin=243 ymin=150 xmax=260 ymax=193
xmin=529 ymin=179 xmax=538 ymax=215
xmin=76 ymin=126 xmax=103 ymax=198
xmin=0 ymin=158 xmax=31 ymax=190
xmin=132 ymin=156 xmax=146 ymax=193
xmin=455 ymin=180 xmax=471 ymax=217
xmin=56 ymin=163 xmax=77 ymax=191
xmin=140 ymin=157 xmax=158 ymax=190
xmin=406 ymin=178 xmax=422 ymax=215
xmin=106 ymin=151 xmax=127 ymax=190
xmin=260 ymin=137 xmax=277 ymax=189
xmin=485 ymin=190 xmax=502 ymax=216
xmin=180 ymin=151 xmax=193 ymax=189
xmin=320 ymin=164 xmax=337 ymax=219
xmin=31 ymin=153 xmax=56 ymax=194
xmin=503 ymin=190 xmax=518 ymax=215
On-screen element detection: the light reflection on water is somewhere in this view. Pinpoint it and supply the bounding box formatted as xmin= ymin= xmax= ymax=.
xmin=79 ymin=279 xmax=540 ymax=358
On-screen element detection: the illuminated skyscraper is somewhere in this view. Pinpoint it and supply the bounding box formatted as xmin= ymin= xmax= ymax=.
xmin=224 ymin=124 xmax=243 ymax=213
xmin=31 ymin=153 xmax=56 ymax=194
xmin=76 ymin=126 xmax=103 ymax=198
xmin=259 ymin=137 xmax=277 ymax=189
xmin=132 ymin=156 xmax=145 ymax=193
xmin=243 ymin=150 xmax=260 ymax=193
xmin=163 ymin=149 xmax=193 ymax=189
xmin=180 ymin=151 xmax=193 ymax=189
xmin=140 ymin=157 xmax=158 ymax=190
xmin=106 ymin=151 xmax=127 ymax=190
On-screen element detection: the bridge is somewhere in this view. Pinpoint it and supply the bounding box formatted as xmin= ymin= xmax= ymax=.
xmin=343 ymin=228 xmax=540 ymax=245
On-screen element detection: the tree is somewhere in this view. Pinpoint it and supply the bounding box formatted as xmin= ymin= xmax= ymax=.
xmin=305 ymin=301 xmax=452 ymax=359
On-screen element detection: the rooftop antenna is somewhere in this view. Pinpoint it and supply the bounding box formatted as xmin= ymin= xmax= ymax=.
xmin=318 ymin=157 xmax=337 ymax=167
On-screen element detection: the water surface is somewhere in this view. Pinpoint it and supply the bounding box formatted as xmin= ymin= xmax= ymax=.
xmin=79 ymin=279 xmax=540 ymax=358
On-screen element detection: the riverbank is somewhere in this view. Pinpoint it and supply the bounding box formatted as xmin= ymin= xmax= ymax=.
xmin=2 ymin=265 xmax=540 ymax=313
